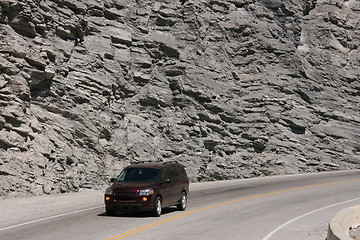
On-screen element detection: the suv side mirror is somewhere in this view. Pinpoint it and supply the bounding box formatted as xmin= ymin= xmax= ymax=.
xmin=110 ymin=178 xmax=116 ymax=182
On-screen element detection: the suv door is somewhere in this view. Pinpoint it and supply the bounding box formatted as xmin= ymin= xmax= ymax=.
xmin=159 ymin=167 xmax=173 ymax=206
xmin=167 ymin=164 xmax=181 ymax=204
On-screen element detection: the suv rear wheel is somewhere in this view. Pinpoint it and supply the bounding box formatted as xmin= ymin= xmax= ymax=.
xmin=152 ymin=196 xmax=162 ymax=217
xmin=177 ymin=192 xmax=187 ymax=211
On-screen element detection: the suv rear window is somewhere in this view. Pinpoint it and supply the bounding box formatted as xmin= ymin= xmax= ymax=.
xmin=117 ymin=168 xmax=161 ymax=183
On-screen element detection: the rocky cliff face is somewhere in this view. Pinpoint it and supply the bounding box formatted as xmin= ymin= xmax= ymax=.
xmin=0 ymin=0 xmax=359 ymax=197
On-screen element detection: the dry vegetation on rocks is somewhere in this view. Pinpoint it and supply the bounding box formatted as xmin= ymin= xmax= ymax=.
xmin=0 ymin=0 xmax=359 ymax=197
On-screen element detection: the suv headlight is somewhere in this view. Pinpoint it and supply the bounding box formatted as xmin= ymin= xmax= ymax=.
xmin=105 ymin=187 xmax=113 ymax=195
xmin=139 ymin=189 xmax=154 ymax=196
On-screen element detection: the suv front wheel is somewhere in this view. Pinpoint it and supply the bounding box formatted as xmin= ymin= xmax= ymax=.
xmin=106 ymin=207 xmax=115 ymax=216
xmin=152 ymin=196 xmax=162 ymax=217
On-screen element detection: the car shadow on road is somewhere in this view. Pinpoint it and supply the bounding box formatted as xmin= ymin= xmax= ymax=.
xmin=97 ymin=207 xmax=178 ymax=218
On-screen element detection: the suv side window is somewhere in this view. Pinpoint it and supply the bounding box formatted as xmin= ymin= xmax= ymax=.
xmin=178 ymin=166 xmax=186 ymax=179
xmin=162 ymin=167 xmax=170 ymax=182
xmin=169 ymin=165 xmax=179 ymax=182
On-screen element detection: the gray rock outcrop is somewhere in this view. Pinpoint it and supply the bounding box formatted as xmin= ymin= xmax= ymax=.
xmin=0 ymin=0 xmax=359 ymax=197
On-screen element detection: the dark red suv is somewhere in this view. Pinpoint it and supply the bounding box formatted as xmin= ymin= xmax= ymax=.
xmin=104 ymin=161 xmax=189 ymax=217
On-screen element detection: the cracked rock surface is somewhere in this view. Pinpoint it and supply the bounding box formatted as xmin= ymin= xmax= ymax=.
xmin=0 ymin=0 xmax=359 ymax=197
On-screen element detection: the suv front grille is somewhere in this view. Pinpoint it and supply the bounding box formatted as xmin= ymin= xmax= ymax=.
xmin=114 ymin=192 xmax=137 ymax=201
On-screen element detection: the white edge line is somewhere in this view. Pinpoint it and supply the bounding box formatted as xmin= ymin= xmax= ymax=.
xmin=0 ymin=205 xmax=104 ymax=232
xmin=262 ymin=198 xmax=360 ymax=240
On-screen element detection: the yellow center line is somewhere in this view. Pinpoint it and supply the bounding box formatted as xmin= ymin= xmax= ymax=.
xmin=106 ymin=177 xmax=360 ymax=240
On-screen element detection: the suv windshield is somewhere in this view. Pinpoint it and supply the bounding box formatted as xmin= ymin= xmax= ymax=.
xmin=117 ymin=168 xmax=161 ymax=183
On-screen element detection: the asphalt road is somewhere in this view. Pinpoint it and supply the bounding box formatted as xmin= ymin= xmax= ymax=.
xmin=1 ymin=170 xmax=360 ymax=240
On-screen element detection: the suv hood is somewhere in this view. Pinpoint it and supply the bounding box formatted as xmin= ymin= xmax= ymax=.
xmin=112 ymin=182 xmax=157 ymax=191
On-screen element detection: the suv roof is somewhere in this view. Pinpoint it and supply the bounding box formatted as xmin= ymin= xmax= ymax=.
xmin=127 ymin=161 xmax=182 ymax=169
